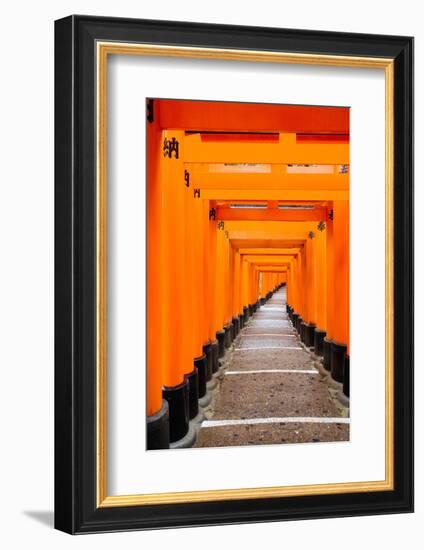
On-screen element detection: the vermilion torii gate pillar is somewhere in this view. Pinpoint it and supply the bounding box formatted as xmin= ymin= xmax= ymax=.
xmin=301 ymin=232 xmax=317 ymax=347
xmin=323 ymin=207 xmax=335 ymax=372
xmin=331 ymin=201 xmax=350 ymax=389
xmin=146 ymin=108 xmax=169 ymax=450
xmin=159 ymin=130 xmax=197 ymax=448
xmin=313 ymin=221 xmax=328 ymax=355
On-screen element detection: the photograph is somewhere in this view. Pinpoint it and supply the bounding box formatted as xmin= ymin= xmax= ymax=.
xmin=146 ymin=99 xmax=350 ymax=450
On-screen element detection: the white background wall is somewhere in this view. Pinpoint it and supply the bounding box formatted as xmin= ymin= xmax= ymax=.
xmin=0 ymin=0 xmax=420 ymax=547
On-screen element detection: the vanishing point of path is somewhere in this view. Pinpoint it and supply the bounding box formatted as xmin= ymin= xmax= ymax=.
xmin=194 ymin=287 xmax=349 ymax=448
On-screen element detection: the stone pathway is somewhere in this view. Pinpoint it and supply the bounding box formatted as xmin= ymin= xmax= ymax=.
xmin=194 ymin=287 xmax=349 ymax=448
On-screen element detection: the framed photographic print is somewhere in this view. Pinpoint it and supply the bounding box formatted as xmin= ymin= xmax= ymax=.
xmin=54 ymin=15 xmax=413 ymax=533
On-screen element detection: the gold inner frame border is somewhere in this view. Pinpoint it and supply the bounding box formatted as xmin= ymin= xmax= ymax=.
xmin=96 ymin=41 xmax=394 ymax=508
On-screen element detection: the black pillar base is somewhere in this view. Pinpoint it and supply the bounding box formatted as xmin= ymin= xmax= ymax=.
xmin=224 ymin=324 xmax=232 ymax=348
xmin=162 ymin=379 xmax=189 ymax=443
xmin=194 ymin=353 xmax=207 ymax=398
xmin=343 ymin=355 xmax=350 ymax=397
xmin=202 ymin=342 xmax=213 ymax=381
xmin=303 ymin=323 xmax=316 ymax=347
xmin=147 ymin=399 xmax=170 ymax=450
xmin=331 ymin=341 xmax=347 ymax=383
xmin=323 ymin=337 xmax=333 ymax=371
xmin=243 ymin=306 xmax=249 ymax=323
xmin=216 ymin=329 xmax=225 ymax=358
xmin=300 ymin=321 xmax=306 ymax=343
xmin=238 ymin=313 xmax=244 ymax=330
xmin=296 ymin=316 xmax=303 ymax=334
xmin=232 ymin=317 xmax=239 ymax=338
xmin=314 ymin=328 xmax=326 ymax=356
xmin=292 ymin=312 xmax=299 ymax=330
xmin=210 ymin=339 xmax=219 ymax=373
xmin=184 ymin=368 xmax=199 ymax=420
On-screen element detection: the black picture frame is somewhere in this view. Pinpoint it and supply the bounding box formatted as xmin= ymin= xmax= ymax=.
xmin=55 ymin=15 xmax=413 ymax=534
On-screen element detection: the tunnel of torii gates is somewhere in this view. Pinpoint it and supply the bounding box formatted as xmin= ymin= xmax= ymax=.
xmin=146 ymin=99 xmax=349 ymax=449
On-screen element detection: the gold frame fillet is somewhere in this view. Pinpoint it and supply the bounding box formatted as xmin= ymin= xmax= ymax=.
xmin=96 ymin=42 xmax=394 ymax=508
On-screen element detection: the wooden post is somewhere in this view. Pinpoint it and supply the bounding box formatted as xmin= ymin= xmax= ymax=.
xmin=160 ymin=130 xmax=192 ymax=444
xmin=314 ymin=223 xmax=327 ymax=355
xmin=331 ymin=200 xmax=350 ymax=383
xmin=146 ymin=103 xmax=169 ymax=449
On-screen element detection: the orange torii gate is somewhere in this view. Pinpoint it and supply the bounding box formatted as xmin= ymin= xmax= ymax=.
xmin=255 ymin=267 xmax=288 ymax=302
xmin=241 ymin=255 xmax=293 ymax=305
xmin=225 ymin=220 xmax=315 ymax=323
xmin=146 ymin=99 xmax=349 ymax=449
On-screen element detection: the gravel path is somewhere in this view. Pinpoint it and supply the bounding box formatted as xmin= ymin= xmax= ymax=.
xmin=194 ymin=287 xmax=349 ymax=448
